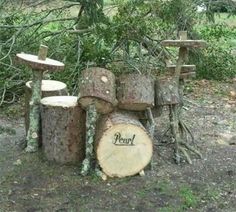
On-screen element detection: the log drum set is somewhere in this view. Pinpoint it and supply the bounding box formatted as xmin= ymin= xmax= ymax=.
xmin=16 ymin=31 xmax=207 ymax=178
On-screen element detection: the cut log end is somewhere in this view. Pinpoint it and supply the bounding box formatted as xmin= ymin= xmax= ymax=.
xmin=16 ymin=53 xmax=65 ymax=71
xmin=97 ymin=122 xmax=153 ymax=178
xmin=26 ymin=80 xmax=67 ymax=92
xmin=40 ymin=96 xmax=78 ymax=107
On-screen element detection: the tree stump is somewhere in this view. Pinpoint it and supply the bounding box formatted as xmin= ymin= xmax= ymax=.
xmin=96 ymin=111 xmax=153 ymax=178
xmin=117 ymin=74 xmax=155 ymax=111
xmin=78 ymin=67 xmax=117 ymax=114
xmin=41 ymin=96 xmax=85 ymax=164
xmin=25 ymin=80 xmax=68 ymax=134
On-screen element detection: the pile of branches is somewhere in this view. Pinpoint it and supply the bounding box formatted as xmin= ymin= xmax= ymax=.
xmin=0 ymin=0 xmax=229 ymax=106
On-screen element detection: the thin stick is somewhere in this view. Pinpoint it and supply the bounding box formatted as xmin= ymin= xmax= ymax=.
xmin=81 ymin=104 xmax=98 ymax=176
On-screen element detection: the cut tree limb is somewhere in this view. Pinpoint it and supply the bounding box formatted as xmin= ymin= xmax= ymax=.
xmin=81 ymin=104 xmax=98 ymax=176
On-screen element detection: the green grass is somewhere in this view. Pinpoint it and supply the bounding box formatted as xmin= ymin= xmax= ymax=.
xmin=179 ymin=186 xmax=199 ymax=209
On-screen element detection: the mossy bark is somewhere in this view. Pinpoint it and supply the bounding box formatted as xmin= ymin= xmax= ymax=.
xmin=81 ymin=104 xmax=98 ymax=176
xmin=25 ymin=70 xmax=43 ymax=152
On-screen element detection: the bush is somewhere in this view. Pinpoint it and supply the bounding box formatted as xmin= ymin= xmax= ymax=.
xmin=191 ymin=23 xmax=236 ymax=80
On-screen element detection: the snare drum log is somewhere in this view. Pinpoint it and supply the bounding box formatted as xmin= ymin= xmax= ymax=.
xmin=41 ymin=96 xmax=85 ymax=164
xmin=78 ymin=67 xmax=117 ymax=114
xmin=117 ymin=74 xmax=155 ymax=111
xmin=25 ymin=80 xmax=68 ymax=134
xmin=96 ymin=111 xmax=153 ymax=178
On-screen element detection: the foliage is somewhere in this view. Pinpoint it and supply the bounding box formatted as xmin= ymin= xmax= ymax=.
xmin=1 ymin=0 xmax=236 ymax=106
xmin=191 ymin=23 xmax=236 ymax=80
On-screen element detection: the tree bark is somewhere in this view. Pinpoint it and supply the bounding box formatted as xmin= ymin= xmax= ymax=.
xmin=117 ymin=73 xmax=155 ymax=111
xmin=96 ymin=111 xmax=153 ymax=178
xmin=41 ymin=96 xmax=86 ymax=164
xmin=78 ymin=67 xmax=117 ymax=114
xmin=155 ymin=77 xmax=180 ymax=106
xmin=81 ymin=104 xmax=98 ymax=176
xmin=25 ymin=70 xmax=43 ymax=152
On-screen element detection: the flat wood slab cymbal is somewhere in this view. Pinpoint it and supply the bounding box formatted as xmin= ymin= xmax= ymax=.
xmin=161 ymin=40 xmax=207 ymax=48
xmin=16 ymin=53 xmax=65 ymax=71
xmin=167 ymin=64 xmax=196 ymax=72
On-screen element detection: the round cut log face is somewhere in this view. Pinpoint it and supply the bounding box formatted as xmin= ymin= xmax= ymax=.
xmin=41 ymin=96 xmax=78 ymax=107
xmin=97 ymin=124 xmax=153 ymax=178
xmin=26 ymin=80 xmax=67 ymax=92
xmin=16 ymin=53 xmax=64 ymax=71
xmin=117 ymin=74 xmax=155 ymax=111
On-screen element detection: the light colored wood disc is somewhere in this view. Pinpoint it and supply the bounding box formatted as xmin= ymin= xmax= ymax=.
xmin=97 ymin=123 xmax=153 ymax=178
xmin=26 ymin=80 xmax=67 ymax=92
xmin=16 ymin=53 xmax=64 ymax=71
xmin=41 ymin=96 xmax=78 ymax=107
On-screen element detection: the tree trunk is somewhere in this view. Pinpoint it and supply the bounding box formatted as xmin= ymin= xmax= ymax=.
xmin=41 ymin=96 xmax=86 ymax=164
xmin=96 ymin=111 xmax=153 ymax=178
xmin=25 ymin=80 xmax=68 ymax=138
xmin=78 ymin=67 xmax=117 ymax=114
xmin=117 ymin=74 xmax=155 ymax=111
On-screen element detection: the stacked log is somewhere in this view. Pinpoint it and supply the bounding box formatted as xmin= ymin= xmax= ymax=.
xmin=117 ymin=74 xmax=155 ymax=111
xmin=155 ymin=77 xmax=180 ymax=106
xmin=96 ymin=111 xmax=153 ymax=178
xmin=41 ymin=96 xmax=85 ymax=164
xmin=78 ymin=67 xmax=117 ymax=114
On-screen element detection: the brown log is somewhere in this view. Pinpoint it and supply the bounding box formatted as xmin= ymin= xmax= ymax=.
xmin=25 ymin=80 xmax=68 ymax=136
xmin=78 ymin=67 xmax=117 ymax=114
xmin=155 ymin=77 xmax=180 ymax=106
xmin=41 ymin=96 xmax=86 ymax=164
xmin=117 ymin=74 xmax=155 ymax=111
xmin=161 ymin=40 xmax=207 ymax=48
xmin=96 ymin=111 xmax=153 ymax=178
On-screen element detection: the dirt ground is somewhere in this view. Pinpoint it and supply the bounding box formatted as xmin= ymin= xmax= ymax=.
xmin=0 ymin=80 xmax=236 ymax=212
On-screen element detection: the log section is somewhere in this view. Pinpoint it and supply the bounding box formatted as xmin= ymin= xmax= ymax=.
xmin=155 ymin=77 xmax=180 ymax=106
xmin=41 ymin=96 xmax=85 ymax=164
xmin=117 ymin=74 xmax=155 ymax=111
xmin=96 ymin=111 xmax=153 ymax=178
xmin=78 ymin=67 xmax=117 ymax=114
